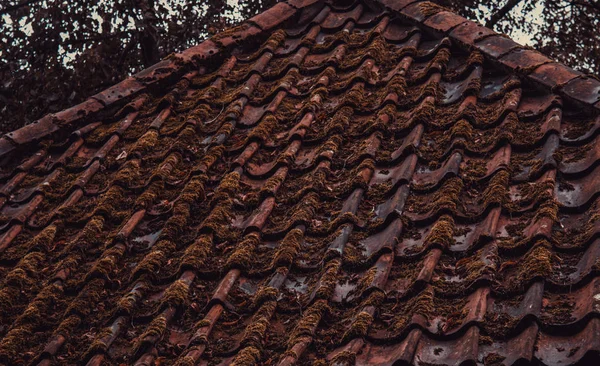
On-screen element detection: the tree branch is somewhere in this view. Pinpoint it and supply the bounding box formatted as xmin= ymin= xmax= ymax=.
xmin=486 ymin=0 xmax=525 ymax=28
xmin=0 ymin=0 xmax=44 ymax=15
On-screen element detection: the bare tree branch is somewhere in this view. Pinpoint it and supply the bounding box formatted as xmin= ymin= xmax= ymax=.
xmin=486 ymin=0 xmax=525 ymax=28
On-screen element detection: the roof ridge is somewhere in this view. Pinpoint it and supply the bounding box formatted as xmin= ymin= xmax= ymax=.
xmin=372 ymin=0 xmax=600 ymax=107
xmin=0 ymin=0 xmax=312 ymax=159
xmin=2 ymin=0 xmax=599 ymax=160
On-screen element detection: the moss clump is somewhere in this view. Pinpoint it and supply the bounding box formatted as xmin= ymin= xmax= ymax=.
xmin=406 ymin=177 xmax=464 ymax=215
xmin=117 ymin=283 xmax=146 ymax=315
xmin=87 ymin=244 xmax=126 ymax=280
xmin=54 ymin=314 xmax=81 ymax=336
xmin=252 ymin=286 xmax=278 ymax=307
xmin=134 ymin=312 xmax=168 ymax=353
xmin=113 ymin=159 xmax=141 ymax=187
xmin=392 ymin=287 xmax=434 ymax=331
xmin=132 ymin=129 xmax=160 ymax=156
xmin=483 ymin=352 xmax=506 ymax=366
xmin=341 ymin=310 xmax=373 ymax=342
xmin=131 ymin=239 xmax=176 ymax=280
xmin=287 ymin=299 xmax=329 ymax=347
xmin=161 ymin=279 xmax=190 ymax=309
xmin=424 ymin=215 xmax=456 ymax=249
xmin=481 ymin=169 xmax=510 ymax=208
xmin=314 ymin=259 xmax=341 ymax=300
xmin=64 ymin=278 xmax=105 ymax=317
xmin=179 ymin=233 xmax=213 ymax=272
xmin=240 ymin=300 xmax=277 ymax=349
xmin=245 ymin=173 xmax=285 ymax=206
xmin=135 ymin=180 xmax=164 ymax=210
xmin=248 ymin=114 xmax=277 ymax=142
xmin=93 ymin=185 xmax=127 ymax=221
xmin=58 ymin=215 xmax=104 ymax=256
xmin=271 ymin=228 xmax=303 ymax=268
xmin=199 ymin=146 xmax=225 ymax=171
xmin=513 ymin=241 xmax=554 ymax=287
xmin=329 ymin=350 xmax=356 ymax=366
xmin=231 ymin=346 xmax=261 ymax=366
xmin=226 ymin=232 xmax=261 ymax=271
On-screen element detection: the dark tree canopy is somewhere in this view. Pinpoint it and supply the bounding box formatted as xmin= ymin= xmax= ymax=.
xmin=0 ymin=0 xmax=598 ymax=134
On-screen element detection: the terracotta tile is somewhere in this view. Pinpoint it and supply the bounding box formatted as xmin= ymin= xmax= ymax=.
xmin=5 ymin=115 xmax=59 ymax=145
xmin=212 ymin=23 xmax=262 ymax=48
xmin=449 ymin=20 xmax=497 ymax=46
xmin=529 ymin=62 xmax=583 ymax=89
xmin=176 ymin=39 xmax=221 ymax=64
xmin=561 ymin=76 xmax=600 ymax=105
xmin=287 ymin=0 xmax=321 ymax=8
xmin=249 ymin=2 xmax=296 ymax=30
xmin=474 ymin=34 xmax=520 ymax=58
xmin=92 ymin=78 xmax=145 ymax=106
xmin=498 ymin=47 xmax=552 ymax=73
xmin=378 ymin=0 xmax=422 ymax=11
xmin=423 ymin=10 xmax=468 ymax=33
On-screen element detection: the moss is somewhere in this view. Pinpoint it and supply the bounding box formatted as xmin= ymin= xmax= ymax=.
xmin=287 ymin=299 xmax=329 ymax=347
xmin=93 ymin=185 xmax=127 ymax=221
xmin=188 ymin=104 xmax=213 ymax=122
xmin=134 ymin=312 xmax=168 ymax=353
xmin=114 ymin=159 xmax=141 ymax=187
xmin=226 ymin=232 xmax=261 ymax=270
xmin=342 ymin=311 xmax=373 ymax=342
xmin=136 ymin=180 xmax=164 ymax=209
xmin=132 ymin=129 xmax=160 ymax=156
xmin=532 ymin=198 xmax=560 ymax=223
xmin=481 ymin=169 xmax=510 ymax=208
xmin=4 ymin=251 xmax=44 ymax=286
xmin=461 ymin=159 xmax=487 ymax=184
xmin=131 ymin=239 xmax=176 ymax=279
xmin=87 ymin=244 xmax=126 ymax=280
xmin=231 ymin=346 xmax=261 ymax=366
xmin=11 ymin=282 xmax=63 ymax=327
xmin=174 ymin=356 xmax=196 ymax=366
xmin=59 ymin=215 xmax=104 ymax=256
xmin=248 ymin=115 xmax=277 ymax=142
xmin=241 ymin=300 xmax=277 ymax=349
xmin=329 ymin=350 xmax=356 ymax=366
xmin=245 ymin=173 xmax=285 ymax=206
xmin=514 ymin=240 xmax=553 ymax=287
xmin=0 ymin=324 xmax=35 ymax=362
xmin=406 ymin=177 xmax=463 ymax=214
xmin=419 ymin=2 xmax=448 ymax=16
xmin=64 ymin=278 xmax=105 ymax=317
xmin=55 ymin=314 xmax=81 ymax=336
xmin=425 ymin=215 xmax=456 ymax=248
xmin=483 ymin=353 xmax=506 ymax=366
xmin=253 ymin=286 xmax=278 ymax=307
xmin=314 ymin=259 xmax=341 ymax=300
xmin=213 ymin=171 xmax=240 ymax=201
xmin=347 ymin=266 xmax=377 ymax=300
xmin=413 ymin=95 xmax=437 ymax=124
xmin=271 ymin=228 xmax=303 ymax=268
xmin=179 ymin=233 xmax=213 ymax=272
xmin=391 ymin=287 xmax=435 ymax=332
xmin=162 ymin=279 xmax=190 ymax=309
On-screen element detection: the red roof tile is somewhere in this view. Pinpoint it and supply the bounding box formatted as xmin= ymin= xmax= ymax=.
xmin=1 ymin=1 xmax=599 ymax=365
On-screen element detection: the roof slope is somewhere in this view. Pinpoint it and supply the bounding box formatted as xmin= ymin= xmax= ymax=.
xmin=1 ymin=0 xmax=600 ymax=365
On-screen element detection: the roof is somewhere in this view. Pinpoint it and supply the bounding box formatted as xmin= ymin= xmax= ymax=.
xmin=1 ymin=0 xmax=600 ymax=365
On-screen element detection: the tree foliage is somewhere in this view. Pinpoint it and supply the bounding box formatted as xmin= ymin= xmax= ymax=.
xmin=0 ymin=0 xmax=597 ymax=133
